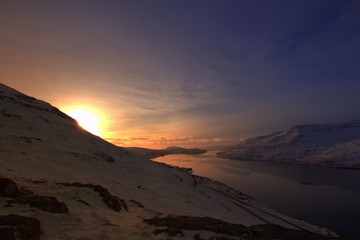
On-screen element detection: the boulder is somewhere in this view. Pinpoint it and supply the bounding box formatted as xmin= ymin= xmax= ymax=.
xmin=17 ymin=195 xmax=69 ymax=213
xmin=0 ymin=178 xmax=21 ymax=198
xmin=0 ymin=214 xmax=41 ymax=240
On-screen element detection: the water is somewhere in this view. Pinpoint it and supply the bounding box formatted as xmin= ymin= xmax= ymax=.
xmin=153 ymin=151 xmax=360 ymax=239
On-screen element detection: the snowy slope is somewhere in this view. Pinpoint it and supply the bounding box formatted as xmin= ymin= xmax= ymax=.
xmin=218 ymin=121 xmax=360 ymax=168
xmin=0 ymin=83 xmax=340 ymax=239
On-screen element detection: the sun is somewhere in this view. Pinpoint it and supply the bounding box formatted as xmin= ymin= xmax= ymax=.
xmin=67 ymin=109 xmax=101 ymax=136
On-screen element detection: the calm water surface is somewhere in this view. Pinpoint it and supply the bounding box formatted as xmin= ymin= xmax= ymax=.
xmin=153 ymin=151 xmax=360 ymax=239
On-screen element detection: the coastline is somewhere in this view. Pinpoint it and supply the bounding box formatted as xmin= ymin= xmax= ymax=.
xmin=150 ymin=158 xmax=340 ymax=238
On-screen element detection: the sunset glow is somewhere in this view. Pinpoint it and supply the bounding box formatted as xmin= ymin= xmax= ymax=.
xmin=67 ymin=109 xmax=101 ymax=136
xmin=1 ymin=1 xmax=359 ymax=149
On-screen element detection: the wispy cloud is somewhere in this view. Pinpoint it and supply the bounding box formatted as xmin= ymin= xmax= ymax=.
xmin=1 ymin=0 xmax=359 ymax=148
xmin=106 ymin=135 xmax=237 ymax=148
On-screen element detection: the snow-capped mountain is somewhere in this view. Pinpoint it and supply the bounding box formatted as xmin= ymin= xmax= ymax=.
xmin=0 ymin=83 xmax=340 ymax=239
xmin=218 ymin=121 xmax=360 ymax=168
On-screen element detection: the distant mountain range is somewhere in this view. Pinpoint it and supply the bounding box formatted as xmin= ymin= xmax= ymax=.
xmin=218 ymin=120 xmax=360 ymax=169
xmin=128 ymin=146 xmax=206 ymax=159
xmin=0 ymin=83 xmax=339 ymax=239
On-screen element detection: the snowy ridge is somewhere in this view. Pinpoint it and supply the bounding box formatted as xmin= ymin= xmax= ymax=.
xmin=218 ymin=120 xmax=360 ymax=168
xmin=0 ymin=83 xmax=340 ymax=239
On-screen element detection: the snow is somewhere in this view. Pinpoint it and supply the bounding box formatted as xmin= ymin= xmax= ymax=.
xmin=218 ymin=120 xmax=360 ymax=168
xmin=0 ymin=83 xmax=338 ymax=239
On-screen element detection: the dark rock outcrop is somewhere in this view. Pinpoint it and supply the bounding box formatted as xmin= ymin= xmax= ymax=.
xmin=68 ymin=151 xmax=115 ymax=163
xmin=61 ymin=182 xmax=127 ymax=212
xmin=0 ymin=228 xmax=16 ymax=240
xmin=144 ymin=215 xmax=344 ymax=240
xmin=77 ymin=199 xmax=91 ymax=206
xmin=194 ymin=235 xmax=237 ymax=240
xmin=94 ymin=151 xmax=115 ymax=163
xmin=0 ymin=178 xmax=68 ymax=213
xmin=153 ymin=228 xmax=184 ymax=237
xmin=0 ymin=214 xmax=41 ymax=240
xmin=129 ymin=199 xmax=145 ymax=208
xmin=0 ymin=178 xmax=21 ymax=198
xmin=17 ymin=195 xmax=68 ymax=213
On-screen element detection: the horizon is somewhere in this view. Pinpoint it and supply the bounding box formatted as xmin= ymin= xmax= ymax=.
xmin=1 ymin=0 xmax=360 ymax=149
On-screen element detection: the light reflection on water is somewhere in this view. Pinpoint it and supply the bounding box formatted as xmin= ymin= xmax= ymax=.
xmin=153 ymin=151 xmax=360 ymax=239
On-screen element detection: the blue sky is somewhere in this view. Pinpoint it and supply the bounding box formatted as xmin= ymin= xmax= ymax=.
xmin=1 ymin=0 xmax=359 ymax=147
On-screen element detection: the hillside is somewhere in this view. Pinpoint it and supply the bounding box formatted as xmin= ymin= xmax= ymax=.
xmin=218 ymin=121 xmax=360 ymax=168
xmin=0 ymin=83 xmax=341 ymax=239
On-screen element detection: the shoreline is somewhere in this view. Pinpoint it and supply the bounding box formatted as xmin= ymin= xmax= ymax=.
xmin=150 ymin=158 xmax=339 ymax=238
xmin=216 ymin=153 xmax=360 ymax=171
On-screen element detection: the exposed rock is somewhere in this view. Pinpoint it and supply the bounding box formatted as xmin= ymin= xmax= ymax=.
xmin=153 ymin=228 xmax=184 ymax=237
xmin=194 ymin=235 xmax=237 ymax=240
xmin=194 ymin=234 xmax=205 ymax=240
xmin=0 ymin=214 xmax=41 ymax=240
xmin=144 ymin=215 xmax=248 ymax=237
xmin=17 ymin=195 xmax=68 ymax=213
xmin=77 ymin=199 xmax=91 ymax=206
xmin=144 ymin=215 xmax=344 ymax=240
xmin=118 ymin=198 xmax=128 ymax=211
xmin=14 ymin=94 xmax=37 ymax=102
xmin=15 ymin=136 xmax=42 ymax=143
xmin=0 ymin=178 xmax=68 ymax=213
xmin=68 ymin=151 xmax=115 ymax=163
xmin=129 ymin=199 xmax=145 ymax=208
xmin=61 ymin=182 xmax=127 ymax=212
xmin=38 ymin=116 xmax=50 ymax=123
xmin=211 ymin=237 xmax=238 ymax=240
xmin=1 ymin=110 xmax=21 ymax=119
xmin=0 ymin=178 xmax=21 ymax=198
xmin=0 ymin=228 xmax=16 ymax=240
xmin=94 ymin=151 xmax=115 ymax=163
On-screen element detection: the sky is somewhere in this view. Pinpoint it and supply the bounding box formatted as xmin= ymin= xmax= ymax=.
xmin=1 ymin=0 xmax=360 ymax=148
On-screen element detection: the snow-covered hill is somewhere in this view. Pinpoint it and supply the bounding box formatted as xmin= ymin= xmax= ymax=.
xmin=218 ymin=121 xmax=360 ymax=168
xmin=0 ymin=83 xmax=340 ymax=239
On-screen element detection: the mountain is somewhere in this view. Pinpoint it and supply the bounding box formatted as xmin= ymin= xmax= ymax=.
xmin=129 ymin=146 xmax=206 ymax=159
xmin=218 ymin=121 xmax=360 ymax=168
xmin=0 ymin=83 xmax=341 ymax=239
